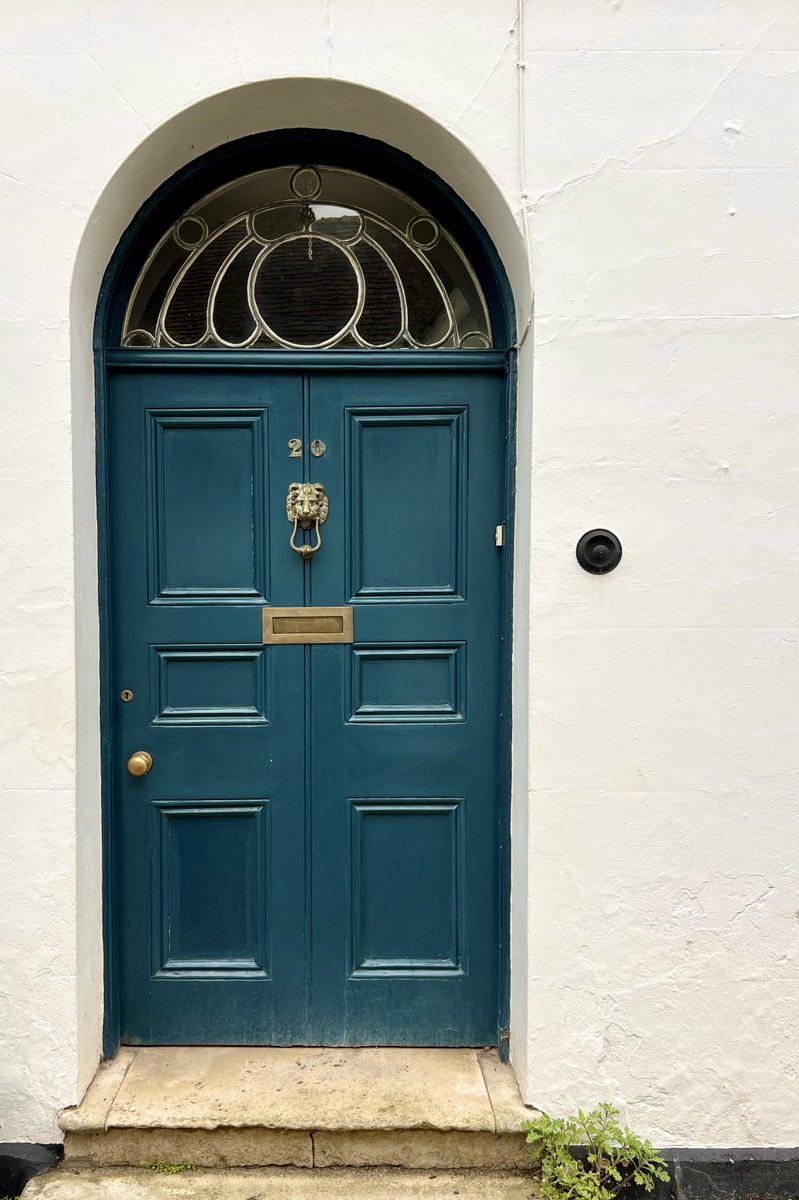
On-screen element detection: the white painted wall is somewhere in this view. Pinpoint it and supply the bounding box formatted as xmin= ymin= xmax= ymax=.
xmin=0 ymin=0 xmax=796 ymax=1148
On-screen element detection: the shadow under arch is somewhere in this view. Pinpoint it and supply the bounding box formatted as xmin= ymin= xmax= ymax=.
xmin=70 ymin=77 xmax=530 ymax=1074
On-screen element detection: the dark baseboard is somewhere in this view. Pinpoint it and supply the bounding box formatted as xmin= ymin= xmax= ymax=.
xmin=552 ymin=1145 xmax=799 ymax=1200
xmin=662 ymin=1148 xmax=799 ymax=1200
xmin=618 ymin=1148 xmax=799 ymax=1200
xmin=0 ymin=1144 xmax=62 ymax=1198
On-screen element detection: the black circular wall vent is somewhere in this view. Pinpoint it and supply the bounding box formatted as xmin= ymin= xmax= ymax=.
xmin=576 ymin=529 xmax=622 ymax=574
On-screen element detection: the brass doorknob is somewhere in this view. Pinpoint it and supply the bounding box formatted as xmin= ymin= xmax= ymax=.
xmin=127 ymin=750 xmax=153 ymax=777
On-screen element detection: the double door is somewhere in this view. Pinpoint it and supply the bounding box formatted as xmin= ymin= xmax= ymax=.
xmin=109 ymin=364 xmax=505 ymax=1045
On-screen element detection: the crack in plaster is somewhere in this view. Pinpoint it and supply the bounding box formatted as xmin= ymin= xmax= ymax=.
xmin=87 ymin=53 xmax=150 ymax=131
xmin=325 ymin=0 xmax=333 ymax=77
xmin=0 ymin=170 xmax=80 ymax=213
xmin=529 ymin=17 xmax=788 ymax=212
xmin=222 ymin=7 xmax=246 ymax=85
xmin=457 ymin=15 xmax=520 ymax=119
xmin=534 ymin=314 xmax=799 ymax=348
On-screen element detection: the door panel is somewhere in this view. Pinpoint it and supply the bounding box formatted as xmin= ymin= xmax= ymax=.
xmin=109 ymin=365 xmax=505 ymax=1047
xmin=348 ymin=644 xmax=465 ymax=723
xmin=308 ymin=370 xmax=505 ymax=1044
xmin=350 ymin=409 xmax=466 ymax=597
xmin=151 ymin=799 xmax=268 ymax=974
xmin=350 ymin=800 xmax=463 ymax=973
xmin=110 ymin=369 xmax=306 ymax=1043
xmin=151 ymin=646 xmax=268 ymax=725
xmin=150 ymin=413 xmax=266 ymax=600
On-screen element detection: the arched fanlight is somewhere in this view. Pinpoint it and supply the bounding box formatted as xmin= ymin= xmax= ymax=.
xmin=122 ymin=165 xmax=493 ymax=350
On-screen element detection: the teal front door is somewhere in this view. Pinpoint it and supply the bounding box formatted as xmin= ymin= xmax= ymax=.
xmin=109 ymin=362 xmax=506 ymax=1045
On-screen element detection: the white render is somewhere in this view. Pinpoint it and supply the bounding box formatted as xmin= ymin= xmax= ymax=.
xmin=1 ymin=0 xmax=797 ymax=1149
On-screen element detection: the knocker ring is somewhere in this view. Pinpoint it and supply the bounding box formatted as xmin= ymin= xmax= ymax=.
xmin=286 ymin=482 xmax=328 ymax=559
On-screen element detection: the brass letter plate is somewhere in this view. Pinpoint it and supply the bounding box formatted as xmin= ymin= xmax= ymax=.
xmin=262 ymin=606 xmax=354 ymax=645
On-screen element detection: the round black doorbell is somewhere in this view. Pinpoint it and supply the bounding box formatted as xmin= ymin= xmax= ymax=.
xmin=576 ymin=529 xmax=622 ymax=574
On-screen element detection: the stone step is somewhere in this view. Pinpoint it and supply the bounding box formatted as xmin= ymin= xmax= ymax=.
xmin=63 ymin=1128 xmax=528 ymax=1170
xmin=24 ymin=1166 xmax=538 ymax=1200
xmin=60 ymin=1048 xmax=535 ymax=1171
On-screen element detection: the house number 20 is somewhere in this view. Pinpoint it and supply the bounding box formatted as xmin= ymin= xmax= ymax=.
xmin=288 ymin=439 xmax=326 ymax=458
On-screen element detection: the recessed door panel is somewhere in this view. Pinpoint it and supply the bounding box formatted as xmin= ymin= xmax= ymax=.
xmin=152 ymin=646 xmax=268 ymax=725
xmin=348 ymin=644 xmax=465 ymax=722
xmin=149 ymin=412 xmax=267 ymax=601
xmin=152 ymin=800 xmax=269 ymax=975
xmin=350 ymin=800 xmax=464 ymax=974
xmin=349 ymin=410 xmax=466 ymax=598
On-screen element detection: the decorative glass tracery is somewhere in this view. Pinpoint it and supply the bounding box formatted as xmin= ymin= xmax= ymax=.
xmin=122 ymin=165 xmax=492 ymax=350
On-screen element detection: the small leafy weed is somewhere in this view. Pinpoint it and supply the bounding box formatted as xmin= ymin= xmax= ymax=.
xmin=525 ymin=1102 xmax=670 ymax=1200
xmin=146 ymin=1162 xmax=195 ymax=1175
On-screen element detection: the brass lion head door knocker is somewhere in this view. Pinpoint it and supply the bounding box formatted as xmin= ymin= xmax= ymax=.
xmin=287 ymin=482 xmax=329 ymax=559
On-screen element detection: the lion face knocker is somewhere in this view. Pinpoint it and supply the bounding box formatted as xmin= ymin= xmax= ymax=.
xmin=286 ymin=482 xmax=329 ymax=559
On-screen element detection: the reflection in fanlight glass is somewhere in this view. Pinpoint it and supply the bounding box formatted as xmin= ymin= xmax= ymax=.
xmin=122 ymin=166 xmax=493 ymax=350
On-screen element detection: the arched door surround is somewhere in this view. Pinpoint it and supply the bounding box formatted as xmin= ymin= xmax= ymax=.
xmin=97 ymin=130 xmax=515 ymax=1053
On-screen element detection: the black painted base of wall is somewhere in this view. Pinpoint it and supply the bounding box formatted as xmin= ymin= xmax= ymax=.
xmin=570 ymin=1145 xmax=799 ymax=1199
xmin=660 ymin=1149 xmax=799 ymax=1200
xmin=0 ymin=1145 xmax=62 ymax=1198
xmin=614 ymin=1148 xmax=799 ymax=1200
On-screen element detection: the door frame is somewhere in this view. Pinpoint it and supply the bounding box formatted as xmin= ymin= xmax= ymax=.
xmin=94 ymin=131 xmax=518 ymax=1058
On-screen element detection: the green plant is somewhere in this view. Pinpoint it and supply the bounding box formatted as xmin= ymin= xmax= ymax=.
xmin=524 ymin=1103 xmax=670 ymax=1200
xmin=146 ymin=1162 xmax=195 ymax=1175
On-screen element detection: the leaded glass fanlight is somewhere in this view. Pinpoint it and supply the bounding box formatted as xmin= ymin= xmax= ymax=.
xmin=122 ymin=165 xmax=492 ymax=350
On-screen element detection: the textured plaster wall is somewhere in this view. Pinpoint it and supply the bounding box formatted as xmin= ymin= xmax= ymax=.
xmin=523 ymin=1 xmax=799 ymax=1146
xmin=0 ymin=0 xmax=796 ymax=1148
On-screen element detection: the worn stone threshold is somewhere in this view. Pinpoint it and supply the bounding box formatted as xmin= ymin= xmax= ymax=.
xmin=63 ymin=1047 xmax=531 ymax=1135
xmin=24 ymin=1165 xmax=538 ymax=1199
xmin=60 ymin=1047 xmax=536 ymax=1170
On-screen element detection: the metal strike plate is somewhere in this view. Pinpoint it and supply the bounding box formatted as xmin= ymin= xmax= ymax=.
xmin=262 ymin=606 xmax=354 ymax=645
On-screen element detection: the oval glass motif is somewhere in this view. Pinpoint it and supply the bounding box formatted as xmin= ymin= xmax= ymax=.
xmin=174 ymin=215 xmax=208 ymax=249
xmin=458 ymin=331 xmax=491 ymax=349
xmin=252 ymin=204 xmax=306 ymax=243
xmin=122 ymin=328 xmax=156 ymax=348
xmin=124 ymin=236 xmax=186 ymax=337
xmin=310 ymin=205 xmax=363 ymax=244
xmin=408 ymin=215 xmax=440 ymax=250
xmin=210 ymin=239 xmax=260 ymax=346
xmin=162 ymin=219 xmax=248 ymax=346
xmin=290 ymin=166 xmax=322 ymax=199
xmin=367 ymin=220 xmax=452 ymax=346
xmin=353 ymin=238 xmax=403 ymax=347
xmin=252 ymin=237 xmax=362 ymax=347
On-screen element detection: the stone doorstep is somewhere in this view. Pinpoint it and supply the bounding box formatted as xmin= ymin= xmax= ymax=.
xmin=23 ymin=1166 xmax=539 ymax=1200
xmin=60 ymin=1047 xmax=536 ymax=1171
xmin=64 ymin=1129 xmax=529 ymax=1170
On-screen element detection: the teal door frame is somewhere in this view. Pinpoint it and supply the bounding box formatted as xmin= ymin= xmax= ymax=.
xmin=94 ymin=131 xmax=517 ymax=1058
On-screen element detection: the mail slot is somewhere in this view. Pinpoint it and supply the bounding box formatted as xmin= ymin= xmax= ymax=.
xmin=262 ymin=606 xmax=354 ymax=645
